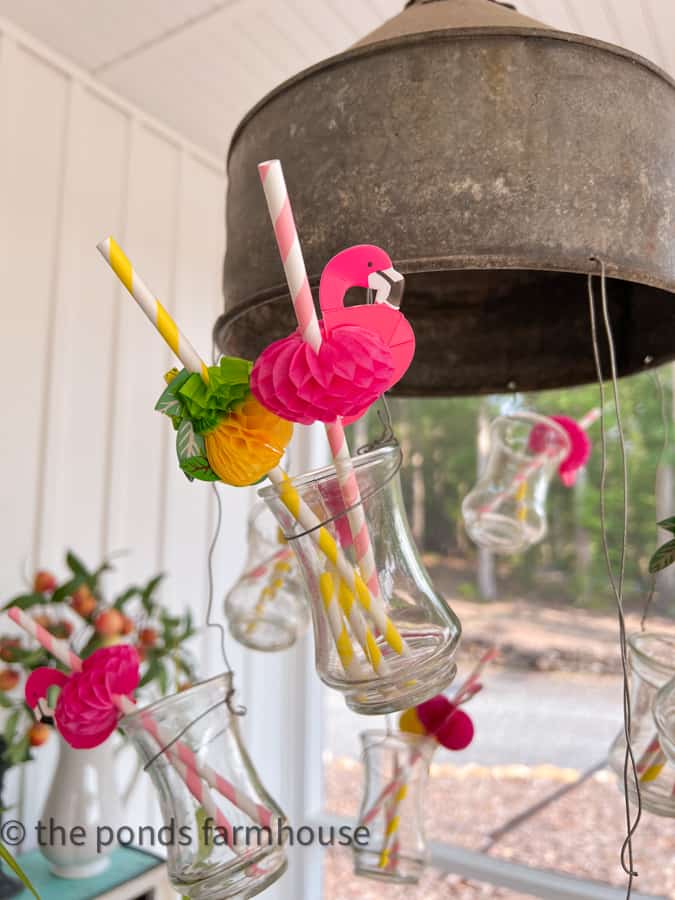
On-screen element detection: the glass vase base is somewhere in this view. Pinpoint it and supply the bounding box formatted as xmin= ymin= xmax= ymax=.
xmin=354 ymin=850 xmax=423 ymax=884
xmin=228 ymin=614 xmax=298 ymax=653
xmin=465 ymin=512 xmax=538 ymax=555
xmin=175 ymin=847 xmax=288 ymax=900
xmin=340 ymin=639 xmax=458 ymax=715
xmin=616 ymin=778 xmax=675 ymax=819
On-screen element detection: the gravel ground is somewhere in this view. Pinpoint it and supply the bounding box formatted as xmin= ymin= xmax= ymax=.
xmin=323 ymin=757 xmax=675 ymax=899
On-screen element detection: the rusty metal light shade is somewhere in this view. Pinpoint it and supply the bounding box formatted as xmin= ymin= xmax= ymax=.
xmin=216 ymin=0 xmax=675 ymax=396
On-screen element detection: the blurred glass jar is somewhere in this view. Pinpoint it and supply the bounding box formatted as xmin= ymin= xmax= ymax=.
xmin=462 ymin=412 xmax=570 ymax=555
xmin=225 ymin=503 xmax=308 ymax=652
xmin=260 ymin=444 xmax=461 ymax=715
xmin=609 ymin=633 xmax=675 ymax=817
xmin=120 ymin=674 xmax=288 ymax=898
xmin=654 ymin=671 xmax=675 ymax=801
xmin=353 ymin=731 xmax=435 ymax=884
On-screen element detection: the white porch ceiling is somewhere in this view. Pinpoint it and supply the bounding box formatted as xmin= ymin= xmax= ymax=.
xmin=0 ymin=0 xmax=672 ymax=159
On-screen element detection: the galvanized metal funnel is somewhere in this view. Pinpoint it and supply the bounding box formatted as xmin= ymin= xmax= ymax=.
xmin=217 ymin=0 xmax=675 ymax=396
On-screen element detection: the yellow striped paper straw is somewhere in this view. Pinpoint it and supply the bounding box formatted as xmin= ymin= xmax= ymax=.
xmin=378 ymin=777 xmax=408 ymax=869
xmin=319 ymin=571 xmax=366 ymax=680
xmin=245 ymin=556 xmax=293 ymax=636
xmin=97 ymin=236 xmax=210 ymax=383
xmin=336 ymin=577 xmax=386 ymax=675
xmin=515 ymin=480 xmax=528 ymax=523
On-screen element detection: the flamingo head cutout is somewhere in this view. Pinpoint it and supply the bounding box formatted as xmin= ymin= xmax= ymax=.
xmin=25 ymin=668 xmax=69 ymax=723
xmin=319 ymin=245 xmax=405 ymax=317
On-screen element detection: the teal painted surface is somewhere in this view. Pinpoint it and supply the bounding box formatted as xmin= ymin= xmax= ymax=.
xmin=13 ymin=847 xmax=163 ymax=899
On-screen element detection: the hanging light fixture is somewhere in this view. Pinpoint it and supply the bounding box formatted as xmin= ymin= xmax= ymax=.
xmin=216 ymin=0 xmax=675 ymax=396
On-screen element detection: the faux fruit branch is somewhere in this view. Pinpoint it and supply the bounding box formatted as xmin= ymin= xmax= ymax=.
xmin=0 ymin=550 xmax=197 ymax=768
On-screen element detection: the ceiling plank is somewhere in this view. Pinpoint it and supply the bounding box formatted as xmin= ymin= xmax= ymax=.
xmin=369 ymin=0 xmax=405 ymax=22
xmin=0 ymin=0 xmax=223 ymax=72
xmin=515 ymin=0 xmax=572 ymax=31
xmin=600 ymin=0 xmax=664 ymax=66
xmin=283 ymin=0 xmax=363 ymax=51
xmin=641 ymin=0 xmax=675 ymax=73
xmin=326 ymin=0 xmax=383 ymax=41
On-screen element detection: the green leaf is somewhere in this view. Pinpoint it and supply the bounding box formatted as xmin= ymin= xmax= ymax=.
xmin=180 ymin=455 xmax=219 ymax=483
xmin=0 ymin=695 xmax=14 ymax=709
xmin=51 ymin=576 xmax=85 ymax=605
xmin=177 ymin=419 xmax=205 ymax=463
xmin=8 ymin=649 xmax=47 ymax=668
xmin=3 ymin=711 xmax=19 ymax=748
xmin=1 ymin=593 xmax=45 ymax=613
xmin=657 ymin=516 xmax=675 ymax=535
xmin=156 ymin=393 xmax=184 ymax=418
xmin=157 ymin=661 xmax=168 ymax=696
xmin=93 ymin=560 xmax=113 ymax=578
xmin=139 ymin=657 xmax=161 ymax=688
xmin=649 ymin=538 xmax=675 ymax=573
xmin=78 ymin=635 xmax=103 ymax=659
xmin=66 ymin=551 xmax=91 ymax=579
xmin=5 ymin=735 xmax=32 ymax=766
xmin=0 ymin=842 xmax=39 ymax=898
xmin=155 ymin=370 xmax=191 ymax=419
xmin=113 ymin=587 xmax=140 ymax=610
xmin=140 ymin=575 xmax=164 ymax=615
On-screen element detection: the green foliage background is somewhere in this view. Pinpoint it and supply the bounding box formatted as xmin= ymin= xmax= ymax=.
xmin=361 ymin=365 xmax=674 ymax=615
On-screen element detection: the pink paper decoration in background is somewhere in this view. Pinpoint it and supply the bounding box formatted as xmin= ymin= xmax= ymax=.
xmin=25 ymin=645 xmax=140 ymax=749
xmin=415 ymin=695 xmax=475 ymax=751
xmin=529 ymin=414 xmax=591 ymax=487
xmin=250 ymin=245 xmax=415 ymax=426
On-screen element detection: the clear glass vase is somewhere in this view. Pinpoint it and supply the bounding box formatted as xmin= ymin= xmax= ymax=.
xmin=353 ymin=731 xmax=434 ymax=884
xmin=259 ymin=444 xmax=461 ymax=715
xmin=119 ymin=674 xmax=288 ymax=898
xmin=225 ymin=503 xmax=308 ymax=652
xmin=608 ymin=633 xmax=675 ymax=817
xmin=462 ymin=412 xmax=570 ymax=554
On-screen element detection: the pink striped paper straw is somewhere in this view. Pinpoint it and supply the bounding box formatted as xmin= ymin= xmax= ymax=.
xmin=452 ymin=648 xmax=497 ymax=705
xmin=8 ymin=608 xmax=83 ymax=673
xmin=7 ymin=607 xmax=272 ymax=831
xmin=325 ymin=420 xmax=385 ymax=606
xmin=258 ymin=159 xmax=409 ymax=659
xmin=381 ymin=757 xmax=404 ymax=870
xmin=258 ymin=160 xmax=321 ymax=352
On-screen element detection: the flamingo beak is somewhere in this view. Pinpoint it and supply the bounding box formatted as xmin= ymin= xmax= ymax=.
xmin=367 ymin=266 xmax=405 ymax=308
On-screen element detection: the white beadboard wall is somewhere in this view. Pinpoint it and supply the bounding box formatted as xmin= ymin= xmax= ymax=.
xmin=0 ymin=23 xmax=325 ymax=896
xmin=0 ymin=17 xmax=234 ymax=845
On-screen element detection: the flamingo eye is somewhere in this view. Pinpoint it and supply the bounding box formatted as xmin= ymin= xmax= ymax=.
xmin=367 ymin=261 xmax=373 ymax=268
